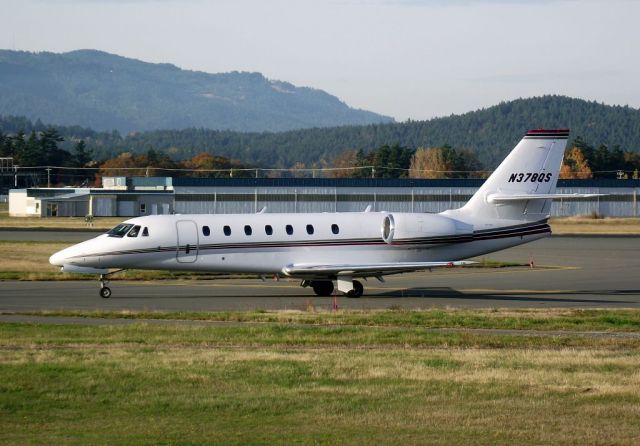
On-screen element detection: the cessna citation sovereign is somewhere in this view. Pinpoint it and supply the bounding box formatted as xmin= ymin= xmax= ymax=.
xmin=50 ymin=129 xmax=599 ymax=298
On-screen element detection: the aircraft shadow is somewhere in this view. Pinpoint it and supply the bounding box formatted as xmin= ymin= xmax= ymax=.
xmin=103 ymin=288 xmax=640 ymax=306
xmin=366 ymin=287 xmax=640 ymax=305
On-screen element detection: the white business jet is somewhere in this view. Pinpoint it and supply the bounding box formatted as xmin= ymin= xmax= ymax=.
xmin=50 ymin=129 xmax=599 ymax=298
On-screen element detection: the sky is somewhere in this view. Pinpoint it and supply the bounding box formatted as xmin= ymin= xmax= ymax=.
xmin=1 ymin=0 xmax=639 ymax=121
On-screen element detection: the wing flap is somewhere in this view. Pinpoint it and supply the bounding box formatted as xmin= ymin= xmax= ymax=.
xmin=282 ymin=261 xmax=475 ymax=277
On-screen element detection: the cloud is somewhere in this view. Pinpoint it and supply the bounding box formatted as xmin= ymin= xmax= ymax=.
xmin=336 ymin=0 xmax=638 ymax=6
xmin=466 ymin=69 xmax=621 ymax=84
xmin=34 ymin=0 xmax=201 ymax=3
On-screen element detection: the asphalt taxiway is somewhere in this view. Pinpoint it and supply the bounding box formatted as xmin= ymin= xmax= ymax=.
xmin=1 ymin=235 xmax=639 ymax=311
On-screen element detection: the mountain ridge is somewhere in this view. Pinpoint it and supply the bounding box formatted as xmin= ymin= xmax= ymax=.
xmin=0 ymin=49 xmax=394 ymax=133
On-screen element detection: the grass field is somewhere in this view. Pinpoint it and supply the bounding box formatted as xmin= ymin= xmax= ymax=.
xmin=2 ymin=310 xmax=640 ymax=445
xmin=549 ymin=216 xmax=640 ymax=235
xmin=18 ymin=307 xmax=640 ymax=332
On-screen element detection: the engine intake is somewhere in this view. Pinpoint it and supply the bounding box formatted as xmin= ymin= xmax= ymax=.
xmin=381 ymin=214 xmax=395 ymax=243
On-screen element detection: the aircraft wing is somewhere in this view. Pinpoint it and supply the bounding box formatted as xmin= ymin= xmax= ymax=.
xmin=282 ymin=260 xmax=475 ymax=278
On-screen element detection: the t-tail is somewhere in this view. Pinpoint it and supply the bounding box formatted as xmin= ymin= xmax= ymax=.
xmin=447 ymin=129 xmax=601 ymax=226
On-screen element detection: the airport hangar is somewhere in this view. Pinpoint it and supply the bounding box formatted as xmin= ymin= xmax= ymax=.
xmin=8 ymin=176 xmax=640 ymax=218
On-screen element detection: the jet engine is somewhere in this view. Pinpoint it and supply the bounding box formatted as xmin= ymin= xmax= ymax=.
xmin=381 ymin=213 xmax=473 ymax=244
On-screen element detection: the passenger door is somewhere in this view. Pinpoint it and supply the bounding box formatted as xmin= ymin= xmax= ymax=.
xmin=176 ymin=220 xmax=199 ymax=263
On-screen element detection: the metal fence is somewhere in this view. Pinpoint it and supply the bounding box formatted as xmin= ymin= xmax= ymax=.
xmin=173 ymin=179 xmax=640 ymax=217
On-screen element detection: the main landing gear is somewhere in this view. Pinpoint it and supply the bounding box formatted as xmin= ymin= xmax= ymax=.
xmin=347 ymin=280 xmax=364 ymax=298
xmin=98 ymin=270 xmax=125 ymax=298
xmin=304 ymin=280 xmax=364 ymax=298
xmin=311 ymin=280 xmax=334 ymax=296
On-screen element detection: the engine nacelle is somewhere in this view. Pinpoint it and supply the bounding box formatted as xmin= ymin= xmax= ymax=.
xmin=381 ymin=213 xmax=473 ymax=244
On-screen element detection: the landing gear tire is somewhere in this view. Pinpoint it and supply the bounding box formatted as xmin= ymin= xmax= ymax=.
xmin=98 ymin=270 xmax=125 ymax=299
xmin=347 ymin=280 xmax=364 ymax=298
xmin=311 ymin=280 xmax=334 ymax=297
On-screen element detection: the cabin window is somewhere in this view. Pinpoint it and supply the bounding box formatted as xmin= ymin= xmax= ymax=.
xmin=244 ymin=225 xmax=252 ymax=236
xmin=306 ymin=224 xmax=314 ymax=235
xmin=286 ymin=224 xmax=294 ymax=235
xmin=127 ymin=225 xmax=141 ymax=237
xmin=265 ymin=225 xmax=273 ymax=235
xmin=107 ymin=223 xmax=133 ymax=238
xmin=142 ymin=227 xmax=149 ymax=237
xmin=202 ymin=226 xmax=210 ymax=237
xmin=223 ymin=225 xmax=231 ymax=236
xmin=331 ymin=224 xmax=339 ymax=234
xmin=139 ymin=203 xmax=146 ymax=214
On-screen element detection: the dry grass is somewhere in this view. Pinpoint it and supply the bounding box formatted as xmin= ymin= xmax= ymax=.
xmin=1 ymin=321 xmax=640 ymax=445
xmin=0 ymin=241 xmax=67 ymax=273
xmin=550 ymin=217 xmax=640 ymax=234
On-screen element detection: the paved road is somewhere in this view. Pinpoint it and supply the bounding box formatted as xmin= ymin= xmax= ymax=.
xmin=0 ymin=230 xmax=100 ymax=242
xmin=1 ymin=236 xmax=639 ymax=311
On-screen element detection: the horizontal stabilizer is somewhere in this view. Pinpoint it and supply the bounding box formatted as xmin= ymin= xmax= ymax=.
xmin=487 ymin=193 xmax=606 ymax=203
xmin=282 ymin=260 xmax=475 ymax=278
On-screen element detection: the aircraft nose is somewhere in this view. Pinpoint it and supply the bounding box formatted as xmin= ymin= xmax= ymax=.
xmin=49 ymin=249 xmax=67 ymax=266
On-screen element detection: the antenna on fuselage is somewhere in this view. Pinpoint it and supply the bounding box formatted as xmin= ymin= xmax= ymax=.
xmin=363 ymin=204 xmax=372 ymax=212
xmin=257 ymin=206 xmax=267 ymax=214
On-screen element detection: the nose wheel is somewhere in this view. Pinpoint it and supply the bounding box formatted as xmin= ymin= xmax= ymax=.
xmin=98 ymin=270 xmax=125 ymax=298
xmin=99 ymin=286 xmax=112 ymax=298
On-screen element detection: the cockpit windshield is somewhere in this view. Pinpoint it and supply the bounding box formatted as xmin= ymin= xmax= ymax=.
xmin=107 ymin=223 xmax=134 ymax=238
xmin=127 ymin=225 xmax=141 ymax=237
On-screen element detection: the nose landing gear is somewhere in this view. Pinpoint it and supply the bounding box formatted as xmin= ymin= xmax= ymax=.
xmin=98 ymin=270 xmax=125 ymax=298
xmin=99 ymin=285 xmax=112 ymax=298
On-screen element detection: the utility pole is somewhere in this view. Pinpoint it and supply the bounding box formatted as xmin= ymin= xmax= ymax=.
xmin=46 ymin=168 xmax=51 ymax=188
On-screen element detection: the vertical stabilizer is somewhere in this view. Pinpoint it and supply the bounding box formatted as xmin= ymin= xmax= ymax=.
xmin=455 ymin=129 xmax=569 ymax=223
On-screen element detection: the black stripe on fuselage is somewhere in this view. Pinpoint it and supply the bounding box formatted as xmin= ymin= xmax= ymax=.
xmin=66 ymin=220 xmax=550 ymax=260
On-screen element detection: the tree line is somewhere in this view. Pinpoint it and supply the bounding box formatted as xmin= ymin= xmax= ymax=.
xmin=4 ymin=95 xmax=640 ymax=173
xmin=2 ymin=123 xmax=640 ymax=188
xmin=328 ymin=144 xmax=483 ymax=178
xmin=560 ymin=137 xmax=640 ymax=179
xmin=0 ymin=127 xmax=255 ymax=186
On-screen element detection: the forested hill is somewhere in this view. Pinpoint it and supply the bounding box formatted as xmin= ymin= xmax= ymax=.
xmin=2 ymin=95 xmax=640 ymax=168
xmin=0 ymin=49 xmax=393 ymax=133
